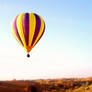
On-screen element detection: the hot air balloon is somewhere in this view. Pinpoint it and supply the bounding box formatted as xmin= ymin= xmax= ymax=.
xmin=11 ymin=12 xmax=45 ymax=57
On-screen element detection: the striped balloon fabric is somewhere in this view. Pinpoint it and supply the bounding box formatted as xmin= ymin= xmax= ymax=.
xmin=11 ymin=12 xmax=45 ymax=55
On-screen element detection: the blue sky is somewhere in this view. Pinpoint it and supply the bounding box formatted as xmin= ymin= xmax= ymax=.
xmin=0 ymin=0 xmax=92 ymax=80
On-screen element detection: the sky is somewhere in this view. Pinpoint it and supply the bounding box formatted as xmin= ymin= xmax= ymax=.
xmin=0 ymin=0 xmax=92 ymax=80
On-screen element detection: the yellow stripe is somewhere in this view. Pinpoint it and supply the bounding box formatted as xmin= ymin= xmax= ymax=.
xmin=11 ymin=19 xmax=27 ymax=52
xmin=28 ymin=13 xmax=36 ymax=46
xmin=25 ymin=13 xmax=36 ymax=52
xmin=32 ymin=15 xmax=45 ymax=47
xmin=11 ymin=23 xmax=23 ymax=47
xmin=16 ymin=13 xmax=27 ymax=51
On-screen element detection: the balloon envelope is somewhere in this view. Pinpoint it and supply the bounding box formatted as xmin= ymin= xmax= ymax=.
xmin=11 ymin=12 xmax=45 ymax=53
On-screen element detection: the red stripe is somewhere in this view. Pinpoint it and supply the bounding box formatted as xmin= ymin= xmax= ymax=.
xmin=32 ymin=22 xmax=45 ymax=47
xmin=23 ymin=13 xmax=29 ymax=46
xmin=13 ymin=16 xmax=24 ymax=46
xmin=31 ymin=14 xmax=41 ymax=46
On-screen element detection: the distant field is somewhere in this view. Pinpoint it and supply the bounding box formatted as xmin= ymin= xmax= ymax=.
xmin=0 ymin=77 xmax=92 ymax=92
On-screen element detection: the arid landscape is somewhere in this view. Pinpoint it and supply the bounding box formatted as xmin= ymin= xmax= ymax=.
xmin=0 ymin=77 xmax=92 ymax=92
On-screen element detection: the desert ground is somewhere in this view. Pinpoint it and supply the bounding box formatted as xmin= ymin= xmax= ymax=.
xmin=0 ymin=77 xmax=92 ymax=92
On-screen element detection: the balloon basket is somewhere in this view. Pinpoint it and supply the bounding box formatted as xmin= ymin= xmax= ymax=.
xmin=27 ymin=53 xmax=30 ymax=57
